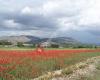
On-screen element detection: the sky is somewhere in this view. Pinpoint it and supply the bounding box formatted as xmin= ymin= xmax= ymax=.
xmin=0 ymin=0 xmax=100 ymax=44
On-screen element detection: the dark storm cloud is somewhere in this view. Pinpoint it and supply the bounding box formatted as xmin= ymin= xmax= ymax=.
xmin=0 ymin=11 xmax=58 ymax=31
xmin=14 ymin=14 xmax=57 ymax=30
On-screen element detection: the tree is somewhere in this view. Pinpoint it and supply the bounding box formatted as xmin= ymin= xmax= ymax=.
xmin=17 ymin=42 xmax=24 ymax=47
xmin=51 ymin=44 xmax=59 ymax=48
xmin=0 ymin=40 xmax=12 ymax=45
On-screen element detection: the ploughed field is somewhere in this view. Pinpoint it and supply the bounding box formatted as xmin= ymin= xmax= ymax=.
xmin=0 ymin=49 xmax=100 ymax=80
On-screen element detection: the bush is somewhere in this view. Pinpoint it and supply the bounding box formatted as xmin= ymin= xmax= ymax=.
xmin=17 ymin=42 xmax=24 ymax=47
xmin=62 ymin=67 xmax=73 ymax=75
xmin=50 ymin=44 xmax=59 ymax=48
xmin=96 ymin=63 xmax=100 ymax=70
xmin=0 ymin=40 xmax=12 ymax=45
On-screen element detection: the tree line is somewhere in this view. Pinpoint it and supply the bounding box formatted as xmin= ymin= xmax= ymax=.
xmin=0 ymin=40 xmax=98 ymax=49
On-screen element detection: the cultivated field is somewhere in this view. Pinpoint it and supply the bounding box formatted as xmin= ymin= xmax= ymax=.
xmin=0 ymin=49 xmax=100 ymax=80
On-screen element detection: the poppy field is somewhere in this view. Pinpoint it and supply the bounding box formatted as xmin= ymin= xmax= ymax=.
xmin=0 ymin=49 xmax=100 ymax=80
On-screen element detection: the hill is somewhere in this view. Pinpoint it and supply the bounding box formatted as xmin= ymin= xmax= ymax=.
xmin=0 ymin=35 xmax=79 ymax=45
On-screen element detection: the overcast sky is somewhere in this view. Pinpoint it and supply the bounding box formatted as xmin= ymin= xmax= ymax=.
xmin=0 ymin=0 xmax=100 ymax=44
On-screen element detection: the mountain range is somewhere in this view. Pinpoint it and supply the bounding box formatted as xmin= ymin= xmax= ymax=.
xmin=0 ymin=35 xmax=79 ymax=45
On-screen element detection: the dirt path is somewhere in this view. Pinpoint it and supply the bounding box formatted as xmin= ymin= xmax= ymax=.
xmin=52 ymin=56 xmax=100 ymax=80
xmin=33 ymin=56 xmax=100 ymax=80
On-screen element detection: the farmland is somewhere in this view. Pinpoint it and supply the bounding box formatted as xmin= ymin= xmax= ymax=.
xmin=0 ymin=49 xmax=100 ymax=80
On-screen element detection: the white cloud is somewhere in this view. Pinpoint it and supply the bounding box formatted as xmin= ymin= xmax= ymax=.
xmin=41 ymin=0 xmax=100 ymax=31
xmin=79 ymin=0 xmax=100 ymax=26
xmin=3 ymin=19 xmax=21 ymax=28
xmin=21 ymin=6 xmax=33 ymax=15
xmin=57 ymin=18 xmax=74 ymax=31
xmin=21 ymin=6 xmax=42 ymax=15
xmin=42 ymin=0 xmax=89 ymax=16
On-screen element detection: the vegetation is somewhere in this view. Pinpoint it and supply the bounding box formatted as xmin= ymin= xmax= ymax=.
xmin=0 ymin=40 xmax=12 ymax=46
xmin=0 ymin=40 xmax=98 ymax=49
xmin=50 ymin=44 xmax=59 ymax=48
xmin=16 ymin=42 xmax=24 ymax=47
xmin=73 ymin=44 xmax=97 ymax=48
xmin=0 ymin=49 xmax=99 ymax=79
xmin=62 ymin=67 xmax=73 ymax=75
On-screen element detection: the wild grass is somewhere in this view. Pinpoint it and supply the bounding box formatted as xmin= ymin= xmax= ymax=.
xmin=0 ymin=50 xmax=100 ymax=80
xmin=14 ymin=52 xmax=100 ymax=79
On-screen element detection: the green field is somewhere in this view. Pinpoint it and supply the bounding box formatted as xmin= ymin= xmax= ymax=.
xmin=0 ymin=47 xmax=98 ymax=50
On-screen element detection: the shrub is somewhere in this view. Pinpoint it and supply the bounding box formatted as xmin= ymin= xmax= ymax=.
xmin=96 ymin=63 xmax=100 ymax=70
xmin=62 ymin=67 xmax=73 ymax=75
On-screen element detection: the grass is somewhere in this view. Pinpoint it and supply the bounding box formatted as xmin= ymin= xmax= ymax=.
xmin=0 ymin=48 xmax=100 ymax=79
xmin=0 ymin=47 xmax=34 ymax=50
xmin=13 ymin=52 xmax=100 ymax=79
xmin=91 ymin=72 xmax=100 ymax=80
xmin=62 ymin=67 xmax=73 ymax=75
xmin=33 ymin=54 xmax=100 ymax=80
xmin=93 ymin=60 xmax=100 ymax=80
xmin=75 ymin=57 xmax=100 ymax=80
xmin=0 ymin=47 xmax=98 ymax=50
